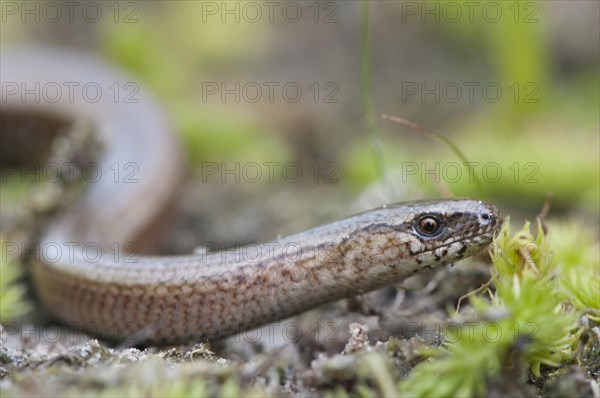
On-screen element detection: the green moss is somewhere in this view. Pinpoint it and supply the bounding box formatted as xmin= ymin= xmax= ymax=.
xmin=398 ymin=219 xmax=589 ymax=397
xmin=548 ymin=221 xmax=600 ymax=321
xmin=2 ymin=341 xmax=272 ymax=397
xmin=0 ymin=236 xmax=31 ymax=322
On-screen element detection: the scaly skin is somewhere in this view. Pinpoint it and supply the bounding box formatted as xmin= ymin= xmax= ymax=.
xmin=3 ymin=48 xmax=502 ymax=345
xmin=31 ymin=198 xmax=501 ymax=344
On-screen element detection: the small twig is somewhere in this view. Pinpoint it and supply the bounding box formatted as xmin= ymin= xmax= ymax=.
xmin=455 ymin=273 xmax=495 ymax=314
xmin=381 ymin=114 xmax=485 ymax=196
xmin=536 ymin=192 xmax=553 ymax=234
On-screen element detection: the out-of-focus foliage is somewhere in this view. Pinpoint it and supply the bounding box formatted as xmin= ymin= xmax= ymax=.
xmin=99 ymin=7 xmax=290 ymax=168
xmin=548 ymin=221 xmax=600 ymax=321
xmin=342 ymin=1 xmax=598 ymax=213
xmin=0 ymin=237 xmax=31 ymax=322
xmin=444 ymin=0 xmax=550 ymax=122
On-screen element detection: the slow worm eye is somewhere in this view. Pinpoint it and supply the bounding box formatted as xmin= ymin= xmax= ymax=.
xmin=417 ymin=216 xmax=441 ymax=236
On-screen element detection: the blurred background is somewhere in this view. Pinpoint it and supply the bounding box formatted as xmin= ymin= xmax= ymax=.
xmin=1 ymin=3 xmax=598 ymax=396
xmin=1 ymin=0 xmax=598 ymax=252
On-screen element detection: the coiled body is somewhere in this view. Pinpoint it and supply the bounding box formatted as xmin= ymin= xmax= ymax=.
xmin=2 ymin=48 xmax=502 ymax=344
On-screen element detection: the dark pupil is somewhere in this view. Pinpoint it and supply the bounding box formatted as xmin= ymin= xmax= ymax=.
xmin=421 ymin=218 xmax=437 ymax=233
xmin=482 ymin=213 xmax=490 ymax=220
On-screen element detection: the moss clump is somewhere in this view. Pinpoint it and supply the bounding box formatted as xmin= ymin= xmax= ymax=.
xmin=0 ymin=236 xmax=31 ymax=322
xmin=548 ymin=221 xmax=600 ymax=322
xmin=399 ymin=218 xmax=596 ymax=397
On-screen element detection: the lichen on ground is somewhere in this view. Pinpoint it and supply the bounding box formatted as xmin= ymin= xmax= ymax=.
xmin=1 ymin=217 xmax=598 ymax=397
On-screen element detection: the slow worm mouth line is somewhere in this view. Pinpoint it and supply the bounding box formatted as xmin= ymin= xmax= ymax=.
xmin=413 ymin=230 xmax=497 ymax=259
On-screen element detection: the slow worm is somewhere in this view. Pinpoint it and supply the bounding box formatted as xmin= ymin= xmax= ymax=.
xmin=2 ymin=48 xmax=502 ymax=344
